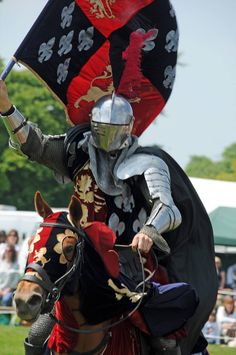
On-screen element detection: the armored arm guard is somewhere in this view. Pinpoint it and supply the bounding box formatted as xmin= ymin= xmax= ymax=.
xmin=0 ymin=105 xmax=69 ymax=179
xmin=117 ymin=153 xmax=182 ymax=237
xmin=143 ymin=165 xmax=182 ymax=234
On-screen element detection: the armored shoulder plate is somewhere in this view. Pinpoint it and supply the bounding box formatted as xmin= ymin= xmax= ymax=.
xmin=117 ymin=153 xmax=171 ymax=204
xmin=117 ymin=153 xmax=170 ymax=180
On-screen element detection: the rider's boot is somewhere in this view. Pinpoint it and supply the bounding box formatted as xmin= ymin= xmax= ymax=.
xmin=150 ymin=337 xmax=181 ymax=355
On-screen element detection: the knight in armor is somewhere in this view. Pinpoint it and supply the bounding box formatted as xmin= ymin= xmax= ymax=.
xmin=0 ymin=80 xmax=217 ymax=355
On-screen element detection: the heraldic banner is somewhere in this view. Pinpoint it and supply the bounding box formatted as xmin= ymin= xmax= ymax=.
xmin=11 ymin=0 xmax=179 ymax=136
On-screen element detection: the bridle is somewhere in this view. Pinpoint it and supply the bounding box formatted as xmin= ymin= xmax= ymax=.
xmin=22 ymin=222 xmax=85 ymax=314
xmin=22 ymin=221 xmax=148 ymax=338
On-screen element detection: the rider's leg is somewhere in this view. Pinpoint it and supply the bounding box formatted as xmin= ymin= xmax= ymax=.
xmin=150 ymin=337 xmax=181 ymax=355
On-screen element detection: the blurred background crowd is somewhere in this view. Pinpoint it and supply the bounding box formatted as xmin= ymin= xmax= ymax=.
xmin=202 ymin=256 xmax=236 ymax=347
xmin=0 ymin=228 xmax=30 ymax=325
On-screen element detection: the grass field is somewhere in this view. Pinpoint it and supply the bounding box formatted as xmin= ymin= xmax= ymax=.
xmin=0 ymin=325 xmax=28 ymax=355
xmin=0 ymin=325 xmax=235 ymax=354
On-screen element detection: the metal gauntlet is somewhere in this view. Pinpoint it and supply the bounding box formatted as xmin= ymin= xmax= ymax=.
xmin=0 ymin=105 xmax=29 ymax=155
xmin=146 ymin=199 xmax=182 ymax=234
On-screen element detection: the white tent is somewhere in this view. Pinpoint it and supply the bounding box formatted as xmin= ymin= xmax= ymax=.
xmin=189 ymin=177 xmax=236 ymax=254
xmin=189 ymin=177 xmax=236 ymax=213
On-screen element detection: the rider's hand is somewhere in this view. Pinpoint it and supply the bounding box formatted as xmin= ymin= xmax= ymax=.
xmin=131 ymin=232 xmax=153 ymax=254
xmin=0 ymin=80 xmax=12 ymax=114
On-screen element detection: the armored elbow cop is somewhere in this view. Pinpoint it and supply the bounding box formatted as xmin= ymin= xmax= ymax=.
xmin=0 ymin=105 xmax=29 ymax=155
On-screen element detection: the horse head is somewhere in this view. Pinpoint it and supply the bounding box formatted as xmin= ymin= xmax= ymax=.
xmin=14 ymin=191 xmax=83 ymax=321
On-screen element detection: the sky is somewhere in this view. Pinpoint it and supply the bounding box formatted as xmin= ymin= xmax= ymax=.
xmin=0 ymin=0 xmax=235 ymax=168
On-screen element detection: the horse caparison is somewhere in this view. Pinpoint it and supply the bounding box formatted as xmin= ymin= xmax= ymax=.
xmin=14 ymin=191 xmax=151 ymax=355
xmin=14 ymin=191 xmax=200 ymax=355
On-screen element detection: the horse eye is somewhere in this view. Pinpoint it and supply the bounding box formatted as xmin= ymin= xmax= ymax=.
xmin=63 ymin=245 xmax=75 ymax=261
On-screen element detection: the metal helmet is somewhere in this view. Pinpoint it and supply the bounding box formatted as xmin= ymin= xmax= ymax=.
xmin=90 ymin=94 xmax=134 ymax=152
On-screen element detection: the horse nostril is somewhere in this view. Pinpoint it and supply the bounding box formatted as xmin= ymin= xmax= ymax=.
xmin=14 ymin=298 xmax=23 ymax=309
xmin=28 ymin=294 xmax=42 ymax=307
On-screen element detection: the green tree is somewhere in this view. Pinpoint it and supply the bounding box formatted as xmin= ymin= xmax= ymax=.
xmin=0 ymin=60 xmax=74 ymax=209
xmin=185 ymin=143 xmax=236 ymax=182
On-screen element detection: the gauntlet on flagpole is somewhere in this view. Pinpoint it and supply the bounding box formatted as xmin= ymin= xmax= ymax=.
xmin=0 ymin=106 xmax=29 ymax=155
xmin=0 ymin=80 xmax=29 ymax=156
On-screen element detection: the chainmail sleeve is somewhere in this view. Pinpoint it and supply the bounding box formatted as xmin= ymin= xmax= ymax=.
xmin=21 ymin=124 xmax=69 ymax=179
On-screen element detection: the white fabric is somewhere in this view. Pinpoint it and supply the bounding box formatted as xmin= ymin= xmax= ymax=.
xmin=202 ymin=320 xmax=220 ymax=344
xmin=0 ymin=260 xmax=20 ymax=289
xmin=216 ymin=305 xmax=236 ymax=327
xmin=0 ymin=243 xmax=19 ymax=259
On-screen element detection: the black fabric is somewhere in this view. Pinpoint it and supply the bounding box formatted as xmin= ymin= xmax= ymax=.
xmin=64 ymin=123 xmax=90 ymax=180
xmin=104 ymin=181 xmax=150 ymax=245
xmin=191 ymin=333 xmax=208 ymax=354
xmin=109 ymin=0 xmax=178 ymax=102
xmin=140 ymin=282 xmax=198 ymax=337
xmin=14 ymin=0 xmax=106 ymax=105
xmin=75 ymin=232 xmax=199 ymax=335
xmin=136 ymin=146 xmax=218 ymax=354
xmin=76 ymin=232 xmax=145 ymax=324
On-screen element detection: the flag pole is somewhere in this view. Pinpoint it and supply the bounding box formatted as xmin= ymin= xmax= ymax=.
xmin=0 ymin=58 xmax=16 ymax=81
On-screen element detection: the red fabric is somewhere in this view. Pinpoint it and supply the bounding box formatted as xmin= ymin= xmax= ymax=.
xmin=66 ymin=2 xmax=166 ymax=137
xmin=48 ymin=298 xmax=79 ymax=353
xmin=27 ymin=212 xmax=61 ymax=266
xmin=118 ymin=29 xmax=158 ymax=99
xmin=67 ymin=64 xmax=165 ymax=137
xmin=84 ymin=222 xmax=120 ymax=278
xmin=144 ymin=253 xmax=169 ymax=284
xmin=131 ymin=83 xmax=165 ymax=136
xmin=130 ymin=311 xmax=150 ymax=335
xmin=76 ymin=0 xmax=154 ymax=38
xmin=104 ymin=320 xmax=141 ymax=355
xmin=167 ymin=327 xmax=188 ymax=340
xmin=67 ymin=41 xmax=112 ymax=127
xmin=73 ymin=167 xmax=108 ymax=225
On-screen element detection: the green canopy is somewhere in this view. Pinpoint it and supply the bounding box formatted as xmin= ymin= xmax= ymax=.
xmin=209 ymin=207 xmax=236 ymax=246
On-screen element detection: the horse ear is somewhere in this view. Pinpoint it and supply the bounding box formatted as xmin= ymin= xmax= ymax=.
xmin=34 ymin=191 xmax=53 ymax=218
xmin=68 ymin=195 xmax=82 ymax=227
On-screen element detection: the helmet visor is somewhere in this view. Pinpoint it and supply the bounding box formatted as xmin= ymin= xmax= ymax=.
xmin=91 ymin=121 xmax=132 ymax=152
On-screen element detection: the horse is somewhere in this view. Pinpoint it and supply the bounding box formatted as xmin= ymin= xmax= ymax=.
xmin=14 ymin=191 xmax=198 ymax=355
